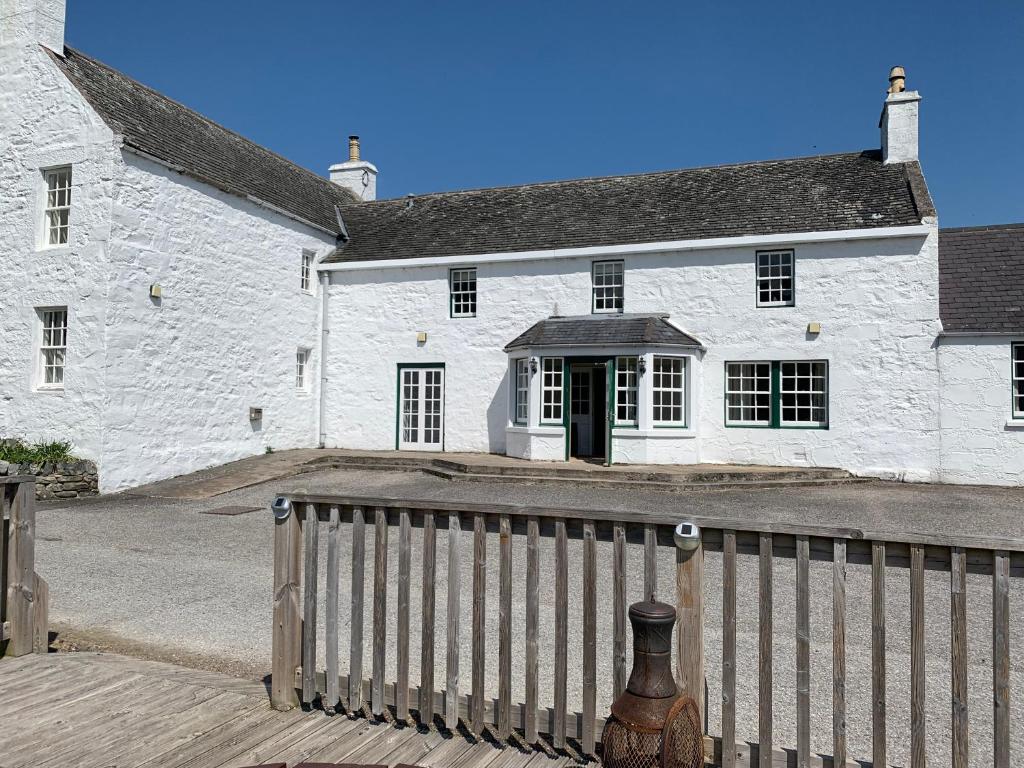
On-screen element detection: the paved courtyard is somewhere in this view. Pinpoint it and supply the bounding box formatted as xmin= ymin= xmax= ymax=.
xmin=33 ymin=467 xmax=1024 ymax=768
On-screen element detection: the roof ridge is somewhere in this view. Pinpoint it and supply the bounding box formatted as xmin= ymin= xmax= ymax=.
xmin=55 ymin=45 xmax=354 ymax=203
xmin=361 ymin=150 xmax=878 ymax=205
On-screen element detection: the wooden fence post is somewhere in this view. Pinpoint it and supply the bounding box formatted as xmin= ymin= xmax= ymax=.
xmin=676 ymin=534 xmax=705 ymax=728
xmin=6 ymin=480 xmax=36 ymax=657
xmin=271 ymin=499 xmax=301 ymax=710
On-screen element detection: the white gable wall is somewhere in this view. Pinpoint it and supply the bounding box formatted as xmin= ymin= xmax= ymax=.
xmin=0 ymin=39 xmax=117 ymax=465
xmin=323 ymin=228 xmax=942 ymax=480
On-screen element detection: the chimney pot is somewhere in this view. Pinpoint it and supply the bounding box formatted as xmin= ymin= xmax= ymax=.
xmin=888 ymin=66 xmax=906 ymax=94
xmin=348 ymin=135 xmax=360 ymax=162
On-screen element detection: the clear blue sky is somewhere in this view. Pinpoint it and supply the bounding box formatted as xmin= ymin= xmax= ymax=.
xmin=66 ymin=0 xmax=1023 ymax=226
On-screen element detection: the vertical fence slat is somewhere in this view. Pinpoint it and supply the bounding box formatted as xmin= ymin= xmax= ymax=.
xmin=371 ymin=507 xmax=389 ymax=715
xmin=910 ymin=544 xmax=926 ymax=768
xmin=644 ymin=523 xmax=657 ymax=600
xmin=301 ymin=503 xmax=319 ymax=705
xmin=833 ymin=538 xmax=847 ymax=768
xmin=758 ymin=532 xmax=773 ymax=768
xmin=446 ymin=511 xmax=461 ymax=730
xmin=349 ymin=505 xmax=366 ymax=711
xmin=419 ymin=511 xmax=437 ymax=725
xmin=396 ymin=508 xmax=411 ymax=722
xmin=612 ymin=522 xmax=628 ymax=701
xmin=950 ymin=547 xmax=967 ymax=768
xmin=271 ymin=497 xmax=301 ymax=710
xmin=553 ymin=518 xmax=569 ymax=749
xmin=582 ymin=520 xmax=597 ymax=755
xmin=525 ymin=516 xmax=540 ymax=744
xmin=721 ymin=530 xmax=737 ymax=768
xmin=497 ymin=514 xmax=513 ymax=739
xmin=471 ymin=512 xmax=487 ymax=734
xmin=325 ymin=505 xmax=341 ymax=714
xmin=993 ymin=550 xmax=1010 ymax=768
xmin=796 ymin=535 xmax=810 ymax=768
xmin=872 ymin=541 xmax=887 ymax=768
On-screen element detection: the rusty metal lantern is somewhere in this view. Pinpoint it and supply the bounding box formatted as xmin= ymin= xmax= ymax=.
xmin=601 ymin=599 xmax=703 ymax=768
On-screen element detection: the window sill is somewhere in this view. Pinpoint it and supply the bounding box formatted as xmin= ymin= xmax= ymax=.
xmin=1005 ymin=419 xmax=1024 ymax=430
xmin=35 ymin=244 xmax=72 ymax=255
xmin=33 ymin=386 xmax=65 ymax=395
xmin=507 ymin=425 xmax=564 ymax=436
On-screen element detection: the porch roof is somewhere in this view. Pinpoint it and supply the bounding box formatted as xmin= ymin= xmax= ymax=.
xmin=504 ymin=313 xmax=703 ymax=352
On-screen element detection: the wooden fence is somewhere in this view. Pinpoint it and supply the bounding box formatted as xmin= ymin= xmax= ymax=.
xmin=271 ymin=493 xmax=1020 ymax=768
xmin=1 ymin=476 xmax=49 ymax=657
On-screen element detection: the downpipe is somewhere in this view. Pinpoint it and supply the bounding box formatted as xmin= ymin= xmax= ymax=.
xmin=318 ymin=270 xmax=330 ymax=448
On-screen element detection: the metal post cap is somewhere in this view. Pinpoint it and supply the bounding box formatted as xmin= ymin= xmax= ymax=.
xmin=271 ymin=497 xmax=292 ymax=519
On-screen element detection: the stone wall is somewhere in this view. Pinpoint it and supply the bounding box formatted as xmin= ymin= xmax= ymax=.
xmin=0 ymin=458 xmax=98 ymax=499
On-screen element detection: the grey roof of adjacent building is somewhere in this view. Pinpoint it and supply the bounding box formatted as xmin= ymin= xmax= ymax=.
xmin=326 ymin=151 xmax=934 ymax=264
xmin=504 ymin=314 xmax=703 ymax=352
xmin=49 ymin=46 xmax=352 ymax=235
xmin=939 ymin=224 xmax=1024 ymax=334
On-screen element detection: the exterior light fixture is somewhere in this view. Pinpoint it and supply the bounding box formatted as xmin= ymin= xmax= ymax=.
xmin=530 ymin=357 xmax=538 ymax=374
xmin=638 ymin=356 xmax=647 ymax=376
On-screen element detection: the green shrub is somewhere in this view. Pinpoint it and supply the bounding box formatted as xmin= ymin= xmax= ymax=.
xmin=0 ymin=438 xmax=76 ymax=464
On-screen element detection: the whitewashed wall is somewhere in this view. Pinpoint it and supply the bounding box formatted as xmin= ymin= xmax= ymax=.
xmin=938 ymin=337 xmax=1024 ymax=486
xmin=323 ymin=229 xmax=942 ymax=480
xmin=101 ymin=153 xmax=333 ymax=491
xmin=0 ymin=40 xmax=116 ymax=466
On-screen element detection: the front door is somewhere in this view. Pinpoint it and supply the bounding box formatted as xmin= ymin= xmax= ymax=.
xmin=398 ymin=366 xmax=444 ymax=451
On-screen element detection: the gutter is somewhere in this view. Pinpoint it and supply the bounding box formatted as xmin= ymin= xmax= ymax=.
xmin=937 ymin=331 xmax=1024 ymax=338
xmin=319 ymin=224 xmax=934 ymax=272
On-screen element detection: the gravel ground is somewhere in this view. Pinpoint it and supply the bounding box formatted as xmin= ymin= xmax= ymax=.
xmin=34 ymin=469 xmax=1024 ymax=767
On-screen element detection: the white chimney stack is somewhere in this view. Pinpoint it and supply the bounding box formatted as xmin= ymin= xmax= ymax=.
xmin=329 ymin=135 xmax=377 ymax=201
xmin=0 ymin=0 xmax=65 ymax=53
xmin=880 ymin=66 xmax=920 ymax=164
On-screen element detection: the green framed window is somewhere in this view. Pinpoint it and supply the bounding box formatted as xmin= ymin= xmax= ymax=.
xmin=450 ymin=267 xmax=477 ymax=317
xmin=652 ymin=356 xmax=686 ymax=426
xmin=615 ymin=356 xmax=638 ymax=425
xmin=540 ymin=357 xmax=564 ymax=423
xmin=726 ymin=360 xmax=828 ymax=429
xmin=1013 ymin=343 xmax=1023 ymax=419
xmin=513 ymin=358 xmax=529 ymax=424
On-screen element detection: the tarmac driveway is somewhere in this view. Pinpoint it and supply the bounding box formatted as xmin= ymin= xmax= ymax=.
xmin=33 ymin=468 xmax=1024 ymax=768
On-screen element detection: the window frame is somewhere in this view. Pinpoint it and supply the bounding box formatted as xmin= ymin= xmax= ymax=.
xmin=540 ymin=357 xmax=565 ymax=425
xmin=651 ymin=355 xmax=687 ymax=427
xmin=36 ymin=306 xmax=68 ymax=391
xmin=449 ymin=267 xmax=478 ymax=318
xmin=724 ymin=361 xmax=773 ymax=427
xmin=513 ymin=358 xmax=529 ymax=425
xmin=591 ymin=260 xmax=624 ymax=314
xmin=755 ymin=249 xmax=795 ymax=308
xmin=295 ymin=348 xmax=311 ymax=392
xmin=724 ymin=360 xmax=829 ymax=429
xmin=1013 ymin=343 xmax=1024 ymax=420
xmin=779 ymin=360 xmax=829 ymax=428
xmin=42 ymin=166 xmax=72 ymax=248
xmin=300 ymin=251 xmax=314 ymax=294
xmin=614 ymin=356 xmax=638 ymax=427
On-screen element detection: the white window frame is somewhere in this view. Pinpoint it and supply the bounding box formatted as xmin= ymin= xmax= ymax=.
xmin=651 ymin=355 xmax=686 ymax=426
xmin=755 ymin=249 xmax=795 ymax=307
xmin=615 ymin=356 xmax=638 ymax=426
xmin=36 ymin=307 xmax=68 ymax=390
xmin=725 ymin=361 xmax=772 ymax=426
xmin=513 ymin=358 xmax=529 ymax=424
xmin=300 ymin=251 xmax=314 ymax=293
xmin=42 ymin=166 xmax=72 ymax=247
xmin=540 ymin=357 xmax=564 ymax=424
xmin=779 ymin=360 xmax=828 ymax=428
xmin=450 ymin=267 xmax=477 ymax=318
xmin=295 ymin=348 xmax=310 ymax=391
xmin=592 ymin=260 xmax=624 ymax=314
xmin=1013 ymin=343 xmax=1024 ymax=419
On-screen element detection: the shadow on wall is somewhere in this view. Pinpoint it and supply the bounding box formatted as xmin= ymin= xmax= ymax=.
xmin=486 ymin=371 xmax=510 ymax=454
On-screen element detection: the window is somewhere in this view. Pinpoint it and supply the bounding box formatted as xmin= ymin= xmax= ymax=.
xmin=652 ymin=356 xmax=685 ymax=425
xmin=592 ymin=260 xmax=624 ymax=313
xmin=514 ymin=358 xmax=529 ymax=424
xmin=725 ymin=362 xmax=772 ymax=425
xmin=726 ymin=360 xmax=828 ymax=428
xmin=300 ymin=251 xmax=313 ymax=292
xmin=541 ymin=357 xmax=563 ymax=423
xmin=756 ymin=250 xmax=794 ymax=307
xmin=43 ymin=167 xmax=72 ymax=246
xmin=450 ymin=268 xmax=477 ymax=317
xmin=1013 ymin=343 xmax=1024 ymax=419
xmin=615 ymin=356 xmax=638 ymax=425
xmin=37 ymin=307 xmax=67 ymax=388
xmin=295 ymin=348 xmax=309 ymax=391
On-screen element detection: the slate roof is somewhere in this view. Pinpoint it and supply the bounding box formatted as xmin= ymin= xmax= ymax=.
xmin=49 ymin=46 xmax=352 ymax=235
xmin=939 ymin=224 xmax=1024 ymax=333
xmin=326 ymin=151 xmax=933 ymax=263
xmin=504 ymin=314 xmax=703 ymax=352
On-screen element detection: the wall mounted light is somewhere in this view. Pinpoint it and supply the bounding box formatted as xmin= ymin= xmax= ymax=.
xmin=530 ymin=357 xmax=538 ymax=374
xmin=638 ymin=356 xmax=647 ymax=376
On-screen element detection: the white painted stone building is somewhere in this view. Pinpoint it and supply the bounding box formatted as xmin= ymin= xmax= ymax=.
xmin=1 ymin=0 xmax=1021 ymax=490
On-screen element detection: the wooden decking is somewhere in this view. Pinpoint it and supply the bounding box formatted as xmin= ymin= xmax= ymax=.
xmin=0 ymin=652 xmax=580 ymax=768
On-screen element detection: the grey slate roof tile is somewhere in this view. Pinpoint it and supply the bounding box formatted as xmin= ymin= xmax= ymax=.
xmin=328 ymin=152 xmax=928 ymax=263
xmin=50 ymin=46 xmax=352 ymax=235
xmin=939 ymin=224 xmax=1024 ymax=333
xmin=504 ymin=314 xmax=702 ymax=351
